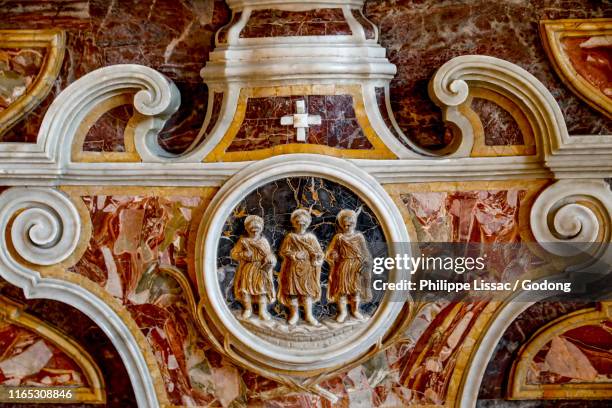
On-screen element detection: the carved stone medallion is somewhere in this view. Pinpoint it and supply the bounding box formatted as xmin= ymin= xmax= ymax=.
xmin=196 ymin=155 xmax=411 ymax=385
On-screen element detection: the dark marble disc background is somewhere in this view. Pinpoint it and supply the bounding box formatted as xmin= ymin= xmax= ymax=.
xmin=217 ymin=176 xmax=388 ymax=321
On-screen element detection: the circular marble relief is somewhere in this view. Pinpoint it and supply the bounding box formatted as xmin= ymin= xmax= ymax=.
xmin=217 ymin=176 xmax=387 ymax=349
xmin=196 ymin=155 xmax=410 ymax=377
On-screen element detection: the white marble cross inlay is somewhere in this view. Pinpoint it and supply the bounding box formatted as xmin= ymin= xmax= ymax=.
xmin=280 ymin=100 xmax=322 ymax=142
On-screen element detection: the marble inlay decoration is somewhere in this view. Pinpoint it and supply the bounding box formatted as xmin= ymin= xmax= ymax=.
xmin=0 ymin=324 xmax=86 ymax=388
xmin=0 ymin=29 xmax=65 ymax=139
xmin=240 ymin=9 xmax=351 ymax=38
xmin=67 ymin=191 xmax=221 ymax=405
xmin=0 ymin=1 xmax=612 ymax=407
xmin=228 ymin=95 xmax=372 ymax=152
xmin=0 ymin=48 xmax=45 ymax=112
xmin=352 ymin=9 xmax=375 ymax=40
xmin=204 ymin=92 xmax=224 ymax=138
xmin=563 ymin=36 xmax=612 ymax=100
xmin=218 ymin=176 xmax=386 ymax=329
xmin=527 ymin=323 xmax=612 ymax=385
xmin=217 ymin=11 xmax=242 ymax=43
xmin=509 ymin=302 xmax=612 ymax=399
xmin=541 ymin=19 xmax=612 ymax=119
xmin=0 ymin=296 xmax=105 ymax=404
xmin=401 ymin=189 xmax=525 ymax=244
xmin=82 ymin=104 xmax=133 ymax=152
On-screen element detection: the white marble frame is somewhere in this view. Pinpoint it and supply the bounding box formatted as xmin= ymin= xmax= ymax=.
xmin=196 ymin=154 xmax=411 ymax=373
xmin=1 ymin=55 xmax=610 ymax=186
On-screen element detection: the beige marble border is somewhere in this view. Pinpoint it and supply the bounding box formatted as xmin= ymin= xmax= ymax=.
xmin=0 ymin=296 xmax=106 ymax=404
xmin=509 ymin=302 xmax=612 ymax=399
xmin=0 ymin=29 xmax=66 ymax=138
xmin=204 ymin=85 xmax=397 ymax=162
xmin=540 ymin=18 xmax=612 ymax=119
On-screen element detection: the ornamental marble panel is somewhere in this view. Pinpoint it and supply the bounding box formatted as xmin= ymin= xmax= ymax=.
xmin=0 ymin=30 xmax=64 ymax=141
xmin=0 ymin=1 xmax=611 ymax=407
xmin=228 ymin=95 xmax=372 ymax=152
xmin=240 ymin=9 xmax=352 ymax=38
xmin=365 ymin=0 xmax=612 ymax=149
xmin=217 ymin=177 xmax=386 ymax=332
xmin=528 ymin=323 xmax=612 ymax=385
xmin=541 ymin=19 xmax=612 ymax=119
xmin=0 ymin=324 xmax=86 ymax=388
xmin=508 ymin=303 xmax=612 ymax=400
xmin=0 ymin=48 xmax=46 ymax=111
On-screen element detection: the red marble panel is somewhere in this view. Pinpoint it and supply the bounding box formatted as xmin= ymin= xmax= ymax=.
xmin=0 ymin=0 xmax=230 ymax=152
xmin=401 ymin=301 xmax=489 ymax=404
xmin=3 ymin=0 xmax=610 ymax=153
xmin=217 ymin=11 xmax=242 ymax=43
xmin=364 ymin=0 xmax=612 ymax=150
xmin=376 ymin=88 xmax=397 ymax=133
xmin=68 ymin=195 xmax=216 ymax=404
xmin=0 ymin=48 xmax=46 ymax=114
xmin=228 ymin=94 xmax=372 ymax=151
xmin=478 ymin=301 xmax=594 ymax=400
xmin=395 ymin=188 xmax=533 ymax=404
xmin=563 ymin=36 xmax=612 ymax=99
xmin=0 ymin=322 xmax=86 ymax=387
xmin=239 ymin=9 xmax=351 ymax=38
xmin=64 ymin=193 xmax=426 ymax=406
xmin=402 ymin=190 xmax=524 ymax=244
xmin=528 ymin=321 xmax=612 ymax=384
xmin=83 ymin=104 xmax=133 ymax=152
xmin=471 ymin=97 xmax=525 ymax=145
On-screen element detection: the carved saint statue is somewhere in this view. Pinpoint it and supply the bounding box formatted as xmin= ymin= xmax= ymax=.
xmin=231 ymin=215 xmax=277 ymax=320
xmin=325 ymin=209 xmax=372 ymax=323
xmin=278 ymin=209 xmax=324 ymax=326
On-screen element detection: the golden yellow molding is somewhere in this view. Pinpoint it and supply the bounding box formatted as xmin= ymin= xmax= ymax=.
xmin=0 ymin=296 xmax=105 ymax=404
xmin=71 ymin=93 xmax=141 ymax=163
xmin=468 ymin=88 xmax=536 ymax=157
xmin=0 ymin=29 xmax=66 ymax=138
xmin=204 ymin=85 xmax=397 ymax=162
xmin=509 ymin=302 xmax=612 ymax=400
xmin=540 ymin=19 xmax=612 ymax=119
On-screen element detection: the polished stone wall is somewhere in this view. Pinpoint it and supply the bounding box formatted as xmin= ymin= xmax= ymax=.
xmin=1 ymin=0 xmax=609 ymax=150
xmin=1 ymin=1 xmax=611 ymax=407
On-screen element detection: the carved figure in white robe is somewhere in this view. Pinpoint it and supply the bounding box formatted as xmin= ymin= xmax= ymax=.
xmin=278 ymin=209 xmax=323 ymax=326
xmin=231 ymin=215 xmax=276 ymax=320
xmin=325 ymin=210 xmax=372 ymax=322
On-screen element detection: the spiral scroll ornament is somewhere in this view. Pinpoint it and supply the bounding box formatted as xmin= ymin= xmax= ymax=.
xmin=530 ymin=180 xmax=612 ymax=258
xmin=0 ymin=187 xmax=80 ymax=266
